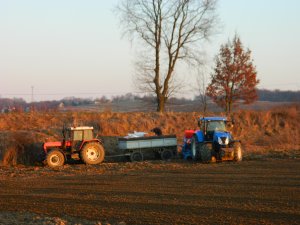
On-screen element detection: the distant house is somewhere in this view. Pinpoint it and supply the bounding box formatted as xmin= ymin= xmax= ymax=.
xmin=25 ymin=107 xmax=31 ymax=113
xmin=1 ymin=107 xmax=16 ymax=113
xmin=58 ymin=102 xmax=65 ymax=108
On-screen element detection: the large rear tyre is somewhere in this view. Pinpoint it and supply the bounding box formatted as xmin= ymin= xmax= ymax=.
xmin=191 ymin=136 xmax=200 ymax=161
xmin=200 ymin=144 xmax=211 ymax=163
xmin=233 ymin=142 xmax=243 ymax=162
xmin=160 ymin=149 xmax=173 ymax=161
xmin=81 ymin=142 xmax=105 ymax=165
xmin=46 ymin=149 xmax=65 ymax=168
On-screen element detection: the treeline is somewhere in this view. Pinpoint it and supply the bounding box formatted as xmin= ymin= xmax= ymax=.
xmin=257 ymin=89 xmax=300 ymax=102
xmin=0 ymin=89 xmax=299 ymax=112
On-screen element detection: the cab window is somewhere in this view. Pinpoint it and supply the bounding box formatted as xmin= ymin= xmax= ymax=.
xmin=207 ymin=121 xmax=226 ymax=132
xmin=84 ymin=130 xmax=93 ymax=140
xmin=73 ymin=130 xmax=83 ymax=141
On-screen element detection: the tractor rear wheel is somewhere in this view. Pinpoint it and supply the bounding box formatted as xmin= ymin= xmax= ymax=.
xmin=46 ymin=149 xmax=65 ymax=168
xmin=191 ymin=136 xmax=200 ymax=161
xmin=81 ymin=142 xmax=105 ymax=165
xmin=200 ymin=144 xmax=211 ymax=163
xmin=233 ymin=142 xmax=243 ymax=162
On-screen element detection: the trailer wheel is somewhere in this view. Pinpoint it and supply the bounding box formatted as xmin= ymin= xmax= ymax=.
xmin=46 ymin=149 xmax=65 ymax=168
xmin=200 ymin=144 xmax=211 ymax=163
xmin=81 ymin=142 xmax=105 ymax=165
xmin=160 ymin=149 xmax=173 ymax=161
xmin=130 ymin=151 xmax=143 ymax=162
xmin=154 ymin=151 xmax=161 ymax=159
xmin=233 ymin=142 xmax=242 ymax=162
xmin=191 ymin=136 xmax=200 ymax=161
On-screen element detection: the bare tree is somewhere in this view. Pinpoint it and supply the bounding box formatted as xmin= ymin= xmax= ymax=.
xmin=117 ymin=0 xmax=218 ymax=112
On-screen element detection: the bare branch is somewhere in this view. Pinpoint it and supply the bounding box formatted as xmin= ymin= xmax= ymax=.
xmin=116 ymin=0 xmax=218 ymax=112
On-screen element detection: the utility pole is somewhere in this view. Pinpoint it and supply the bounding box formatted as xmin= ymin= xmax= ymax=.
xmin=30 ymin=86 xmax=35 ymax=112
xmin=31 ymin=86 xmax=34 ymax=103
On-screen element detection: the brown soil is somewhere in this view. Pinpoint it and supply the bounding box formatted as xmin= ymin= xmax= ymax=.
xmin=0 ymin=159 xmax=299 ymax=225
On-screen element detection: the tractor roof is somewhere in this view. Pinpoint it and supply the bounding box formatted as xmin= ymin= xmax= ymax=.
xmin=69 ymin=126 xmax=94 ymax=130
xmin=200 ymin=117 xmax=227 ymax=121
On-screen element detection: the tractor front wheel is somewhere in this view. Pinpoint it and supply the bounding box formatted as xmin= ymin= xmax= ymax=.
xmin=81 ymin=142 xmax=105 ymax=165
xmin=233 ymin=142 xmax=243 ymax=162
xmin=46 ymin=149 xmax=65 ymax=168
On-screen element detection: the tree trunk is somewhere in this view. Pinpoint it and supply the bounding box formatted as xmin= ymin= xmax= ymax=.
xmin=157 ymin=96 xmax=165 ymax=113
xmin=228 ymin=101 xmax=232 ymax=115
xmin=203 ymin=101 xmax=207 ymax=115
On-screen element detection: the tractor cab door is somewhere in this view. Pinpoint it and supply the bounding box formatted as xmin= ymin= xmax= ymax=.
xmin=72 ymin=130 xmax=84 ymax=151
xmin=83 ymin=129 xmax=94 ymax=140
xmin=199 ymin=120 xmax=212 ymax=141
xmin=204 ymin=121 xmax=214 ymax=141
xmin=71 ymin=129 xmax=94 ymax=152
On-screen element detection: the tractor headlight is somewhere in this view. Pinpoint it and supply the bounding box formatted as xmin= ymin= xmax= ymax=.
xmin=218 ymin=137 xmax=229 ymax=145
xmin=224 ymin=137 xmax=229 ymax=145
xmin=218 ymin=137 xmax=223 ymax=145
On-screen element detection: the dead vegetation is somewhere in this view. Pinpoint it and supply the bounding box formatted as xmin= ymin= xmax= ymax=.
xmin=0 ymin=131 xmax=45 ymax=166
xmin=0 ymin=105 xmax=299 ymax=166
xmin=0 ymin=211 xmax=126 ymax=225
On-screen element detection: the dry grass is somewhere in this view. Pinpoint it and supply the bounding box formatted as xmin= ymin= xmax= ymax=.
xmin=0 ymin=131 xmax=45 ymax=166
xmin=0 ymin=105 xmax=299 ymax=166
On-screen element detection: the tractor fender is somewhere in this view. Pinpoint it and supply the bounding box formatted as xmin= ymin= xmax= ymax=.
xmin=194 ymin=130 xmax=204 ymax=142
xmin=43 ymin=141 xmax=63 ymax=153
xmin=79 ymin=139 xmax=102 ymax=150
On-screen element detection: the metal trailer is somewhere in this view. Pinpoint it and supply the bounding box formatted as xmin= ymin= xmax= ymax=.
xmin=118 ymin=135 xmax=177 ymax=162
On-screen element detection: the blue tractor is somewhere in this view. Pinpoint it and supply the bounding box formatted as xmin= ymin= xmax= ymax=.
xmin=184 ymin=117 xmax=242 ymax=162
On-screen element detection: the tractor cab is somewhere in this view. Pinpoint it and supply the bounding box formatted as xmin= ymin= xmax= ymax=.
xmin=62 ymin=126 xmax=96 ymax=151
xmin=198 ymin=117 xmax=228 ymax=141
xmin=63 ymin=126 xmax=94 ymax=142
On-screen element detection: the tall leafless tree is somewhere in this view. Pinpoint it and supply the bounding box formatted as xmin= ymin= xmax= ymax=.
xmin=117 ymin=0 xmax=218 ymax=112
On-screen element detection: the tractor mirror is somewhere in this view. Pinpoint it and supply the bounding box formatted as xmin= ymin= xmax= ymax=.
xmin=62 ymin=128 xmax=65 ymax=139
xmin=226 ymin=121 xmax=234 ymax=129
xmin=197 ymin=120 xmax=200 ymax=127
xmin=230 ymin=117 xmax=235 ymax=125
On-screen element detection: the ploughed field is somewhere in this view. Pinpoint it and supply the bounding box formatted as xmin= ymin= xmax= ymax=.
xmin=0 ymin=159 xmax=300 ymax=225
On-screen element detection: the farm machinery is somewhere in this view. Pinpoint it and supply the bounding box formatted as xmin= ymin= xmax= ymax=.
xmin=118 ymin=135 xmax=177 ymax=162
xmin=43 ymin=126 xmax=105 ymax=168
xmin=182 ymin=117 xmax=242 ymax=162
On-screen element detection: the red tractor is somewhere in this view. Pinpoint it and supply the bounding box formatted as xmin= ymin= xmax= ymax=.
xmin=43 ymin=126 xmax=105 ymax=168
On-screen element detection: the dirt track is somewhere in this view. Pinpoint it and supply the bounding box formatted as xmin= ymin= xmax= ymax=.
xmin=0 ymin=159 xmax=300 ymax=225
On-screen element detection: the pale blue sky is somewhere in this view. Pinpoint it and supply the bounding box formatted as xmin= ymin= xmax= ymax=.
xmin=0 ymin=0 xmax=299 ymax=101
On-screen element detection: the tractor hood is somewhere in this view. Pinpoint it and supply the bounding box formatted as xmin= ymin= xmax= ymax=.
xmin=213 ymin=131 xmax=232 ymax=145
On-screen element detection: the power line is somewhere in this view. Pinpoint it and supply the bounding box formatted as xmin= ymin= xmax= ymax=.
xmin=0 ymin=91 xmax=147 ymax=97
